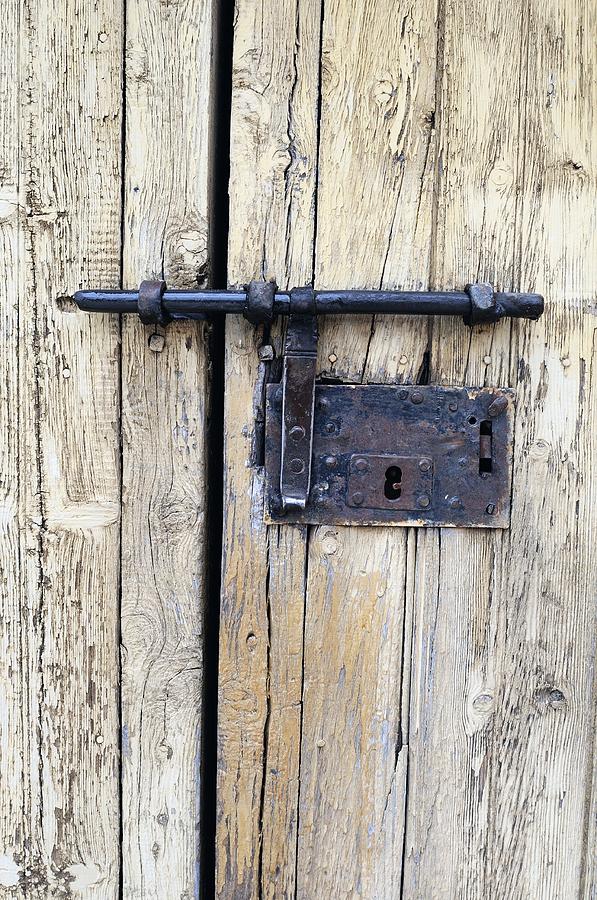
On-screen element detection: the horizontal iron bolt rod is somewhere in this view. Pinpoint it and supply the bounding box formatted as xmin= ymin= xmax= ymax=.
xmin=74 ymin=285 xmax=544 ymax=324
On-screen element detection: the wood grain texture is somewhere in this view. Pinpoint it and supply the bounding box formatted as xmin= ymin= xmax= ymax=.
xmin=0 ymin=1 xmax=26 ymax=894
xmin=405 ymin=1 xmax=597 ymax=897
xmin=316 ymin=0 xmax=437 ymax=384
xmin=218 ymin=0 xmax=436 ymax=895
xmin=1 ymin=0 xmax=123 ymax=895
xmin=297 ymin=527 xmax=415 ymax=897
xmin=220 ymin=1 xmax=596 ymax=898
xmin=586 ymin=698 xmax=597 ymax=900
xmin=403 ymin=0 xmax=523 ymax=893
xmin=0 ymin=0 xmax=594 ymax=896
xmin=491 ymin=0 xmax=596 ymax=895
xmin=120 ymin=0 xmax=215 ymax=895
xmin=217 ymin=0 xmax=320 ymax=896
xmin=296 ymin=1 xmax=437 ymax=893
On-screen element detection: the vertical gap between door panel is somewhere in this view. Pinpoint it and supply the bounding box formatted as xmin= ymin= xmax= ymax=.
xmin=201 ymin=0 xmax=235 ymax=895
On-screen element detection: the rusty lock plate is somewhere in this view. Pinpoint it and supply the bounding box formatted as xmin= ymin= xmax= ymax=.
xmin=264 ymin=384 xmax=514 ymax=527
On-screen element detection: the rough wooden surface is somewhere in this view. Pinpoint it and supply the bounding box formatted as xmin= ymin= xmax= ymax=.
xmin=295 ymin=2 xmax=436 ymax=894
xmin=1 ymin=0 xmax=123 ymax=895
xmin=216 ymin=1 xmax=320 ymax=895
xmin=0 ymin=2 xmax=24 ymax=893
xmin=120 ymin=0 xmax=214 ymax=896
xmin=218 ymin=0 xmax=597 ymax=898
xmin=1 ymin=0 xmax=215 ymax=896
xmin=493 ymin=1 xmax=596 ymax=894
xmin=406 ymin=1 xmax=597 ymax=897
xmin=1 ymin=0 xmax=595 ymax=896
xmin=402 ymin=0 xmax=521 ymax=892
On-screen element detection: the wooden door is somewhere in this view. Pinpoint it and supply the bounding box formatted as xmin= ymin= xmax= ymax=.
xmin=1 ymin=0 xmax=595 ymax=898
xmin=1 ymin=0 xmax=215 ymax=895
xmin=217 ymin=1 xmax=597 ymax=898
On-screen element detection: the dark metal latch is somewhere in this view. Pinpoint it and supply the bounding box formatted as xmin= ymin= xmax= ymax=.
xmin=74 ymin=279 xmax=544 ymax=528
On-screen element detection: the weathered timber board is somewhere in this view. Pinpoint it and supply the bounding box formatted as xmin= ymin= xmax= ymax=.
xmin=405 ymin=1 xmax=597 ymax=897
xmin=1 ymin=0 xmax=122 ymax=894
xmin=218 ymin=1 xmax=597 ymax=899
xmin=403 ymin=0 xmax=527 ymax=892
xmin=216 ymin=0 xmax=321 ymax=896
xmin=218 ymin=0 xmax=435 ymax=895
xmin=494 ymin=1 xmax=596 ymax=894
xmin=1 ymin=0 xmax=216 ymax=896
xmin=120 ymin=0 xmax=215 ymax=896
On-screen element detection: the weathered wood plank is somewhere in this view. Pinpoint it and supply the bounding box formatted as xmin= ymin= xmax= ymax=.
xmin=405 ymin=0 xmax=597 ymax=897
xmin=297 ymin=528 xmax=414 ymax=897
xmin=221 ymin=2 xmax=596 ymax=897
xmin=219 ymin=0 xmax=437 ymax=896
xmin=296 ymin=0 xmax=436 ymax=894
xmin=402 ymin=0 xmax=524 ymax=893
xmin=316 ymin=0 xmax=437 ymax=384
xmin=3 ymin=0 xmax=123 ymax=894
xmin=216 ymin=0 xmax=320 ymax=895
xmin=0 ymin=1 xmax=25 ymax=894
xmin=120 ymin=0 xmax=215 ymax=895
xmin=585 ymin=707 xmax=597 ymax=899
xmin=491 ymin=0 xmax=596 ymax=895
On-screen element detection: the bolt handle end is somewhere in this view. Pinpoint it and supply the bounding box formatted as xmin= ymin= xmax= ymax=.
xmin=495 ymin=291 xmax=544 ymax=321
xmin=464 ymin=283 xmax=544 ymax=325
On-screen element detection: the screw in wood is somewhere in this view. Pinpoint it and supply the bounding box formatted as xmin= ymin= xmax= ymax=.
xmin=148 ymin=333 xmax=165 ymax=352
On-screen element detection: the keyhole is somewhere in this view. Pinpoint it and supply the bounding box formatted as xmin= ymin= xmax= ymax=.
xmin=384 ymin=466 xmax=402 ymax=500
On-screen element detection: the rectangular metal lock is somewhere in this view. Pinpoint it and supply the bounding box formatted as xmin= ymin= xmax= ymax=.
xmin=264 ymin=383 xmax=514 ymax=528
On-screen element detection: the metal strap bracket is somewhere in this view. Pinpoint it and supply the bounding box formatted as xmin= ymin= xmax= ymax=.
xmin=279 ymin=288 xmax=318 ymax=510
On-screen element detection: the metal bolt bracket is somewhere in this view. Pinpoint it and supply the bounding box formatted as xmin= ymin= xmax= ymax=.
xmin=138 ymin=279 xmax=170 ymax=326
xmin=74 ymin=280 xmax=544 ymax=326
xmin=279 ymin=288 xmax=318 ymax=510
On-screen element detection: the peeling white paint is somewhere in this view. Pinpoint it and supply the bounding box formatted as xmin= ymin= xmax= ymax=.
xmin=0 ymin=854 xmax=21 ymax=888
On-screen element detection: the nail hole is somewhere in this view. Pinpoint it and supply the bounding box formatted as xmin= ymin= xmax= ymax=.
xmin=246 ymin=632 xmax=258 ymax=650
xmin=468 ymin=415 xmax=478 ymax=425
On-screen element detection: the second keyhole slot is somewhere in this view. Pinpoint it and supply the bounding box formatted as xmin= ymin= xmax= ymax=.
xmin=384 ymin=465 xmax=402 ymax=500
xmin=479 ymin=420 xmax=493 ymax=473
